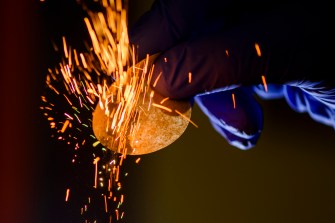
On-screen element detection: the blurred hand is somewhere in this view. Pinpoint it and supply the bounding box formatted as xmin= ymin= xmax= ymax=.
xmin=129 ymin=0 xmax=335 ymax=149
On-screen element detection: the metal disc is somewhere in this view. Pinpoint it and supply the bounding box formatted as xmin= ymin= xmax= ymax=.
xmin=92 ymin=55 xmax=192 ymax=155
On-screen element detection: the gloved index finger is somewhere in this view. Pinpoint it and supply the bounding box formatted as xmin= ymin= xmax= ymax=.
xmin=129 ymin=0 xmax=228 ymax=60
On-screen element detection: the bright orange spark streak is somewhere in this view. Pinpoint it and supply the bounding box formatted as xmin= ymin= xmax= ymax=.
xmin=160 ymin=97 xmax=169 ymax=104
xmin=255 ymin=43 xmax=261 ymax=57
xmin=108 ymin=179 xmax=112 ymax=192
xmin=49 ymin=85 xmax=60 ymax=95
xmin=175 ymin=109 xmax=198 ymax=128
xmin=119 ymin=155 xmax=124 ymax=166
xmin=86 ymin=95 xmax=95 ymax=105
xmin=152 ymin=72 xmax=162 ymax=87
xmin=135 ymin=158 xmax=141 ymax=164
xmin=225 ymin=50 xmax=229 ymax=56
xmin=73 ymin=49 xmax=80 ymax=66
xmin=152 ymin=103 xmax=172 ymax=113
xmin=143 ymin=54 xmax=150 ymax=74
xmin=261 ymin=75 xmax=268 ymax=92
xmin=147 ymin=65 xmax=155 ymax=86
xmin=41 ymin=95 xmax=47 ymax=102
xmin=63 ymin=94 xmax=73 ymax=106
xmin=62 ymin=36 xmax=68 ymax=58
xmin=188 ymin=72 xmax=192 ymax=83
xmin=93 ymin=157 xmax=100 ymax=188
xmin=65 ymin=188 xmax=70 ymax=202
xmin=120 ymin=194 xmax=124 ymax=203
xmin=104 ymin=195 xmax=108 ymax=213
xmin=80 ymin=53 xmax=88 ymax=68
xmin=115 ymin=166 xmax=120 ymax=182
xmin=232 ymin=93 xmax=236 ymax=109
xmin=115 ymin=209 xmax=119 ymax=221
xmin=84 ymin=17 xmax=101 ymax=54
xmin=68 ymin=49 xmax=72 ymax=66
xmin=61 ymin=120 xmax=70 ymax=133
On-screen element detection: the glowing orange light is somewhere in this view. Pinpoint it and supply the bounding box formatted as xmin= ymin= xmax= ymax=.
xmin=232 ymin=93 xmax=236 ymax=109
xmin=175 ymin=109 xmax=198 ymax=128
xmin=255 ymin=43 xmax=262 ymax=57
xmin=261 ymin=75 xmax=268 ymax=92
xmin=65 ymin=188 xmax=70 ymax=202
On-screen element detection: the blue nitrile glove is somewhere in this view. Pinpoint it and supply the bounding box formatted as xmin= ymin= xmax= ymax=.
xmin=129 ymin=0 xmax=335 ymax=150
xmin=254 ymin=82 xmax=335 ymax=128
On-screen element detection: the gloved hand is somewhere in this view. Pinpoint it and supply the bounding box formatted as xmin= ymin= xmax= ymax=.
xmin=129 ymin=0 xmax=335 ymax=149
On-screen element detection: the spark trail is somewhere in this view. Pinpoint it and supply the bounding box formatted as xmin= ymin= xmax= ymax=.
xmin=40 ymin=0 xmax=195 ymax=221
xmin=40 ymin=0 xmax=149 ymax=221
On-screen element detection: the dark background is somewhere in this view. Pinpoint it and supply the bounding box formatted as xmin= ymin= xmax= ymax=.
xmin=1 ymin=0 xmax=335 ymax=222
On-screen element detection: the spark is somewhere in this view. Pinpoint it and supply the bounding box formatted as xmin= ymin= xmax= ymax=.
xmin=152 ymin=72 xmax=162 ymax=87
xmin=65 ymin=188 xmax=70 ymax=202
xmin=73 ymin=49 xmax=80 ymax=66
xmin=61 ymin=120 xmax=70 ymax=133
xmin=188 ymin=72 xmax=192 ymax=83
xmin=135 ymin=157 xmax=141 ymax=164
xmin=80 ymin=53 xmax=88 ymax=69
xmin=255 ymin=43 xmax=261 ymax=57
xmin=74 ymin=113 xmax=81 ymax=123
xmin=115 ymin=166 xmax=120 ymax=182
xmin=119 ymin=155 xmax=124 ymax=166
xmin=152 ymin=103 xmax=172 ymax=113
xmin=115 ymin=209 xmax=119 ymax=221
xmin=261 ymin=75 xmax=268 ymax=92
xmin=41 ymin=96 xmax=47 ymax=103
xmin=93 ymin=157 xmax=100 ymax=188
xmin=104 ymin=195 xmax=108 ymax=213
xmin=49 ymin=85 xmax=59 ymax=95
xmin=232 ymin=93 xmax=236 ymax=109
xmin=62 ymin=36 xmax=69 ymax=58
xmin=175 ymin=109 xmax=198 ymax=128
xmin=92 ymin=141 xmax=100 ymax=147
xmin=64 ymin=113 xmax=74 ymax=120
xmin=160 ymin=97 xmax=169 ymax=104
